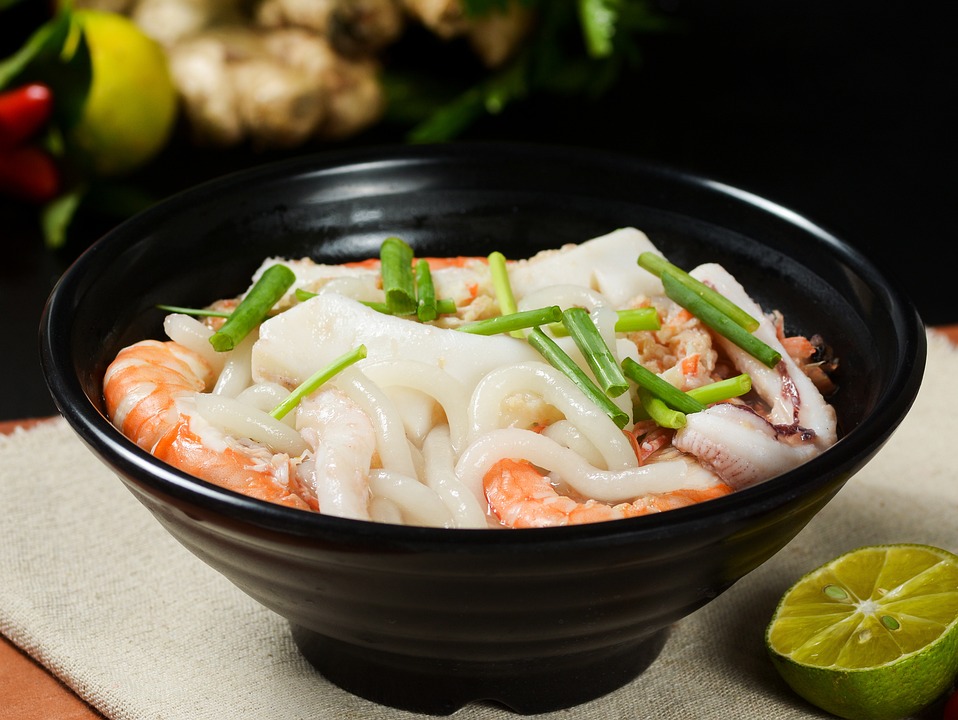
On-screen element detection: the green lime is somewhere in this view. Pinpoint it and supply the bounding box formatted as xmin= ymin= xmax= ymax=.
xmin=68 ymin=9 xmax=178 ymax=177
xmin=766 ymin=544 xmax=958 ymax=720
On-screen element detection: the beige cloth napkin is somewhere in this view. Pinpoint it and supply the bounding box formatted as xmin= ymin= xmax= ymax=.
xmin=1 ymin=330 xmax=956 ymax=720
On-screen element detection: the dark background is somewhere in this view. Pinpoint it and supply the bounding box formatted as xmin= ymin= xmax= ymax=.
xmin=2 ymin=1 xmax=955 ymax=421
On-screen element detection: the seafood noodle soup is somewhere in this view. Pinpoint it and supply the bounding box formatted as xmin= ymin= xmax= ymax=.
xmin=103 ymin=228 xmax=839 ymax=529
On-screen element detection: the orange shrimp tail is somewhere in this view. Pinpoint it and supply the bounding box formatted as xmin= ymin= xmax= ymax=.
xmin=153 ymin=421 xmax=315 ymax=511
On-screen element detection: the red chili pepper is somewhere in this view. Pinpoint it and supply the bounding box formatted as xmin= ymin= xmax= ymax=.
xmin=0 ymin=83 xmax=55 ymax=149
xmin=0 ymin=144 xmax=60 ymax=202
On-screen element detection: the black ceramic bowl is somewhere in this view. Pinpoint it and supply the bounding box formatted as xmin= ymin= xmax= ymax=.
xmin=40 ymin=143 xmax=925 ymax=715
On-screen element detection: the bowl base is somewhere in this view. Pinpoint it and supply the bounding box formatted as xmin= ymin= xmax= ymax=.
xmin=290 ymin=624 xmax=670 ymax=715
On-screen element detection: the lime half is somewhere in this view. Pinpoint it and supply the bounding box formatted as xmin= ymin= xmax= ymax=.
xmin=766 ymin=544 xmax=958 ymax=720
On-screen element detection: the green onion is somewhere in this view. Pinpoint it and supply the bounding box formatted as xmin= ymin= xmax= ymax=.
xmin=488 ymin=251 xmax=518 ymax=315
xmin=209 ymin=264 xmax=295 ymax=352
xmin=686 ymin=373 xmax=752 ymax=405
xmin=156 ymin=305 xmax=231 ymax=318
xmin=380 ymin=237 xmax=417 ymax=315
xmin=270 ymin=345 xmax=367 ymax=420
xmin=560 ymin=307 xmax=629 ymax=397
xmin=615 ymin=307 xmax=661 ymax=332
xmin=458 ymin=306 xmax=562 ymax=335
xmin=660 ymin=271 xmax=782 ymax=368
xmin=637 ymin=387 xmax=686 ymax=429
xmin=528 ymin=328 xmax=630 ymax=429
xmin=415 ymin=259 xmax=438 ymax=322
xmin=294 ymin=288 xmax=316 ymax=303
xmin=621 ymin=357 xmax=706 ymax=414
xmin=637 ymin=252 xmax=759 ymax=332
xmin=549 ymin=307 xmax=661 ymax=336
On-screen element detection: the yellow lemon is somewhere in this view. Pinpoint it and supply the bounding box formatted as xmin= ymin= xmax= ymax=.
xmin=766 ymin=543 xmax=958 ymax=720
xmin=69 ymin=9 xmax=178 ymax=177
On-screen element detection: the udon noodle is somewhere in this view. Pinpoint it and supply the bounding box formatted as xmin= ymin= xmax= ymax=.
xmin=103 ymin=228 xmax=838 ymax=528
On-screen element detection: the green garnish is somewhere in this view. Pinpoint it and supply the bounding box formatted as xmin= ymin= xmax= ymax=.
xmin=637 ymin=252 xmax=759 ymax=332
xmin=528 ymin=328 xmax=630 ymax=429
xmin=614 ymin=307 xmax=661 ymax=332
xmin=560 ymin=307 xmax=629 ymax=397
xmin=660 ymin=271 xmax=782 ymax=368
xmin=637 ymin=387 xmax=686 ymax=429
xmin=458 ymin=306 xmax=562 ymax=335
xmin=270 ymin=345 xmax=367 ymax=420
xmin=156 ymin=305 xmax=231 ymax=319
xmin=415 ymin=259 xmax=438 ymax=322
xmin=488 ymin=250 xmax=524 ymax=338
xmin=209 ymin=264 xmax=295 ymax=352
xmin=686 ymin=373 xmax=752 ymax=405
xmin=621 ymin=357 xmax=706 ymax=414
xmin=381 ymin=236 xmax=417 ymax=315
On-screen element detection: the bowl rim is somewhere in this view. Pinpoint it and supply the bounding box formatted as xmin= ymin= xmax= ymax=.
xmin=39 ymin=141 xmax=928 ymax=547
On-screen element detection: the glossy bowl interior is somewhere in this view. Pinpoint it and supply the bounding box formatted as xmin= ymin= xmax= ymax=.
xmin=40 ymin=143 xmax=926 ymax=715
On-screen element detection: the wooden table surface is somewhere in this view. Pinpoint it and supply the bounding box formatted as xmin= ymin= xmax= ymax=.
xmin=4 ymin=325 xmax=956 ymax=719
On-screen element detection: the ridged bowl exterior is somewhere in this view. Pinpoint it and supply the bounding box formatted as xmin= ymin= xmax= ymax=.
xmin=40 ymin=143 xmax=925 ymax=714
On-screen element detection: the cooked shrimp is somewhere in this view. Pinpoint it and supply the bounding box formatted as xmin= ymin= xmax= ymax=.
xmin=295 ymin=386 xmax=376 ymax=520
xmin=484 ymin=459 xmax=733 ymax=529
xmin=104 ymin=339 xmax=316 ymax=510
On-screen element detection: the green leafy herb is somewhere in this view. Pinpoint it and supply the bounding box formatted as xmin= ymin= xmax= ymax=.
xmin=156 ymin=305 xmax=231 ymax=318
xmin=270 ymin=345 xmax=367 ymax=420
xmin=209 ymin=264 xmax=295 ymax=352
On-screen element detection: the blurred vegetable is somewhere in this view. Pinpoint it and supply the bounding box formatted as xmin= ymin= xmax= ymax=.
xmin=0 ymin=82 xmax=53 ymax=147
xmin=0 ymin=143 xmax=60 ymax=201
xmin=388 ymin=0 xmax=675 ymax=142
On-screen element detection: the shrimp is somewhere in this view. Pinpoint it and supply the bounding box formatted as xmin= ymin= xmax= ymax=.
xmin=295 ymin=386 xmax=376 ymax=521
xmin=103 ymin=339 xmax=316 ymax=511
xmin=484 ymin=458 xmax=733 ymax=529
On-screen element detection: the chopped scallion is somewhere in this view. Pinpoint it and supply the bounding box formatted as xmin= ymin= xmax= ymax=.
xmin=614 ymin=307 xmax=661 ymax=332
xmin=621 ymin=357 xmax=706 ymax=414
xmin=637 ymin=387 xmax=687 ymax=429
xmin=295 ymin=288 xmax=456 ymax=317
xmin=686 ymin=374 xmax=752 ymax=405
xmin=561 ymin=307 xmax=629 ymax=397
xmin=528 ymin=328 xmax=630 ymax=429
xmin=156 ymin=305 xmax=231 ymax=318
xmin=415 ymin=259 xmax=438 ymax=322
xmin=638 ymin=252 xmax=759 ymax=332
xmin=270 ymin=345 xmax=367 ymax=420
xmin=660 ymin=271 xmax=782 ymax=368
xmin=380 ymin=237 xmax=417 ymax=315
xmin=209 ymin=264 xmax=295 ymax=352
xmin=458 ymin=306 xmax=562 ymax=335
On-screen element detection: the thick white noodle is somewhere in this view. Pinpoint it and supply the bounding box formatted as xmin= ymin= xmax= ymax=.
xmin=367 ymin=469 xmax=455 ymax=528
xmin=541 ymin=420 xmax=606 ymax=468
xmin=369 ymin=496 xmax=404 ymax=524
xmin=193 ymin=393 xmax=308 ymax=456
xmin=236 ymin=381 xmax=290 ymax=412
xmin=455 ymin=428 xmax=720 ymax=506
xmin=212 ymin=331 xmax=257 ymax=398
xmin=332 ymin=367 xmax=418 ymax=479
xmin=422 ymin=425 xmax=490 ymax=528
xmin=163 ymin=313 xmax=225 ymax=374
xmin=361 ymin=360 xmax=470 ymax=454
xmin=518 ymin=284 xmax=620 ymax=356
xmin=469 ymin=362 xmax=636 ymax=472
